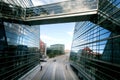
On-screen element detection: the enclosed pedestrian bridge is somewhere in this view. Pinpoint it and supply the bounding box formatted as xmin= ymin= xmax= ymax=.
xmin=0 ymin=0 xmax=98 ymax=25
xmin=1 ymin=0 xmax=120 ymax=34
xmin=25 ymin=0 xmax=98 ymax=25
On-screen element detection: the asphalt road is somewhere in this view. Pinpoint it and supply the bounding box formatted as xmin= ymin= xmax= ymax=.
xmin=32 ymin=55 xmax=79 ymax=80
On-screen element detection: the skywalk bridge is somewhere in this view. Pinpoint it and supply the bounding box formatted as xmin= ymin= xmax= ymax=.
xmin=0 ymin=0 xmax=98 ymax=25
xmin=0 ymin=0 xmax=120 ymax=34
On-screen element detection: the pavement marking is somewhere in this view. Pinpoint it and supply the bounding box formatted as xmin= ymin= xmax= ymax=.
xmin=62 ymin=64 xmax=66 ymax=80
xmin=51 ymin=62 xmax=57 ymax=80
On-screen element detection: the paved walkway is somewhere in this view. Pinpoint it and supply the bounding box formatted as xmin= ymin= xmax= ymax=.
xmin=19 ymin=55 xmax=79 ymax=80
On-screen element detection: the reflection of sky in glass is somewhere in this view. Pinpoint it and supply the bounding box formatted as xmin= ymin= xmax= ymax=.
xmin=3 ymin=0 xmax=33 ymax=7
xmin=30 ymin=0 xmax=98 ymax=17
xmin=4 ymin=22 xmax=40 ymax=48
xmin=72 ymin=21 xmax=111 ymax=54
xmin=109 ymin=0 xmax=120 ymax=8
xmin=93 ymin=25 xmax=111 ymax=54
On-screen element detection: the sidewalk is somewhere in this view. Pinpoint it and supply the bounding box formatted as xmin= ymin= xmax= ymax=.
xmin=19 ymin=62 xmax=46 ymax=80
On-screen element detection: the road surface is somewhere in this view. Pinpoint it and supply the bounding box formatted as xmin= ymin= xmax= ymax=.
xmin=24 ymin=55 xmax=79 ymax=80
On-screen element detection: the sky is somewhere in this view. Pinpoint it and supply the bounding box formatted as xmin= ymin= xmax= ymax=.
xmin=31 ymin=0 xmax=120 ymax=50
xmin=40 ymin=23 xmax=75 ymax=50
xmin=31 ymin=0 xmax=67 ymax=6
xmin=31 ymin=0 xmax=75 ymax=50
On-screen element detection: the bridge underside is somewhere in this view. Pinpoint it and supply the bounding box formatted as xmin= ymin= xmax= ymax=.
xmin=0 ymin=12 xmax=97 ymax=25
xmin=1 ymin=0 xmax=120 ymax=35
xmin=0 ymin=0 xmax=98 ymax=25
xmin=25 ymin=10 xmax=97 ymax=25
xmin=0 ymin=0 xmax=120 ymax=34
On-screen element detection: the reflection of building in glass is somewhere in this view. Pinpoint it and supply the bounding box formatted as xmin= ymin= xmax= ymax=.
xmin=0 ymin=21 xmax=40 ymax=79
xmin=0 ymin=0 xmax=34 ymax=19
xmin=70 ymin=21 xmax=120 ymax=80
xmin=2 ymin=0 xmax=33 ymax=8
xmin=26 ymin=0 xmax=97 ymax=18
xmin=70 ymin=1 xmax=120 ymax=79
xmin=0 ymin=0 xmax=40 ymax=79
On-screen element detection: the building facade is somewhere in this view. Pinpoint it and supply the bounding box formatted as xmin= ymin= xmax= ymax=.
xmin=70 ymin=0 xmax=120 ymax=80
xmin=0 ymin=0 xmax=40 ymax=80
xmin=40 ymin=40 xmax=47 ymax=57
xmin=50 ymin=44 xmax=65 ymax=54
xmin=0 ymin=20 xmax=40 ymax=80
xmin=0 ymin=1 xmax=40 ymax=79
xmin=70 ymin=21 xmax=120 ymax=79
xmin=0 ymin=0 xmax=41 ymax=79
xmin=70 ymin=21 xmax=120 ymax=80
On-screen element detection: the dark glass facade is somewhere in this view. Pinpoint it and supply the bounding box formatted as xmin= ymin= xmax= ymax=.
xmin=70 ymin=0 xmax=120 ymax=80
xmin=70 ymin=21 xmax=120 ymax=80
xmin=0 ymin=20 xmax=40 ymax=79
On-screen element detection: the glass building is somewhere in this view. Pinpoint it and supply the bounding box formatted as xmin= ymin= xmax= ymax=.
xmin=0 ymin=0 xmax=40 ymax=80
xmin=0 ymin=21 xmax=40 ymax=80
xmin=70 ymin=0 xmax=120 ymax=80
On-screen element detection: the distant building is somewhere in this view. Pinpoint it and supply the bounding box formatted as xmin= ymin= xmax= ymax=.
xmin=50 ymin=44 xmax=65 ymax=54
xmin=40 ymin=40 xmax=47 ymax=57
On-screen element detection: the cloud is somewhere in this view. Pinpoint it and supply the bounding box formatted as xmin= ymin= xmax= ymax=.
xmin=32 ymin=0 xmax=68 ymax=6
xmin=42 ymin=0 xmax=67 ymax=4
xmin=67 ymin=31 xmax=73 ymax=37
xmin=41 ymin=34 xmax=63 ymax=42
xmin=32 ymin=0 xmax=44 ymax=6
xmin=41 ymin=34 xmax=72 ymax=50
xmin=41 ymin=34 xmax=65 ymax=47
xmin=65 ymin=43 xmax=72 ymax=50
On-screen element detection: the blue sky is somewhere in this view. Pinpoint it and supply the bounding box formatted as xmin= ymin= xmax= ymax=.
xmin=31 ymin=0 xmax=75 ymax=50
xmin=31 ymin=0 xmax=67 ymax=6
xmin=40 ymin=23 xmax=75 ymax=50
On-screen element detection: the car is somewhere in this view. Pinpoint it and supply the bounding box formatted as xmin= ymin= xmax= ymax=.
xmin=40 ymin=59 xmax=47 ymax=62
xmin=53 ymin=59 xmax=56 ymax=62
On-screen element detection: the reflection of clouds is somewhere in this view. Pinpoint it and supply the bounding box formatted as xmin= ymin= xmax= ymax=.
xmin=67 ymin=31 xmax=73 ymax=36
xmin=41 ymin=0 xmax=67 ymax=4
xmin=61 ymin=0 xmax=98 ymax=13
xmin=73 ymin=40 xmax=107 ymax=54
xmin=30 ymin=0 xmax=98 ymax=18
xmin=32 ymin=0 xmax=67 ymax=6
xmin=32 ymin=0 xmax=44 ymax=6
